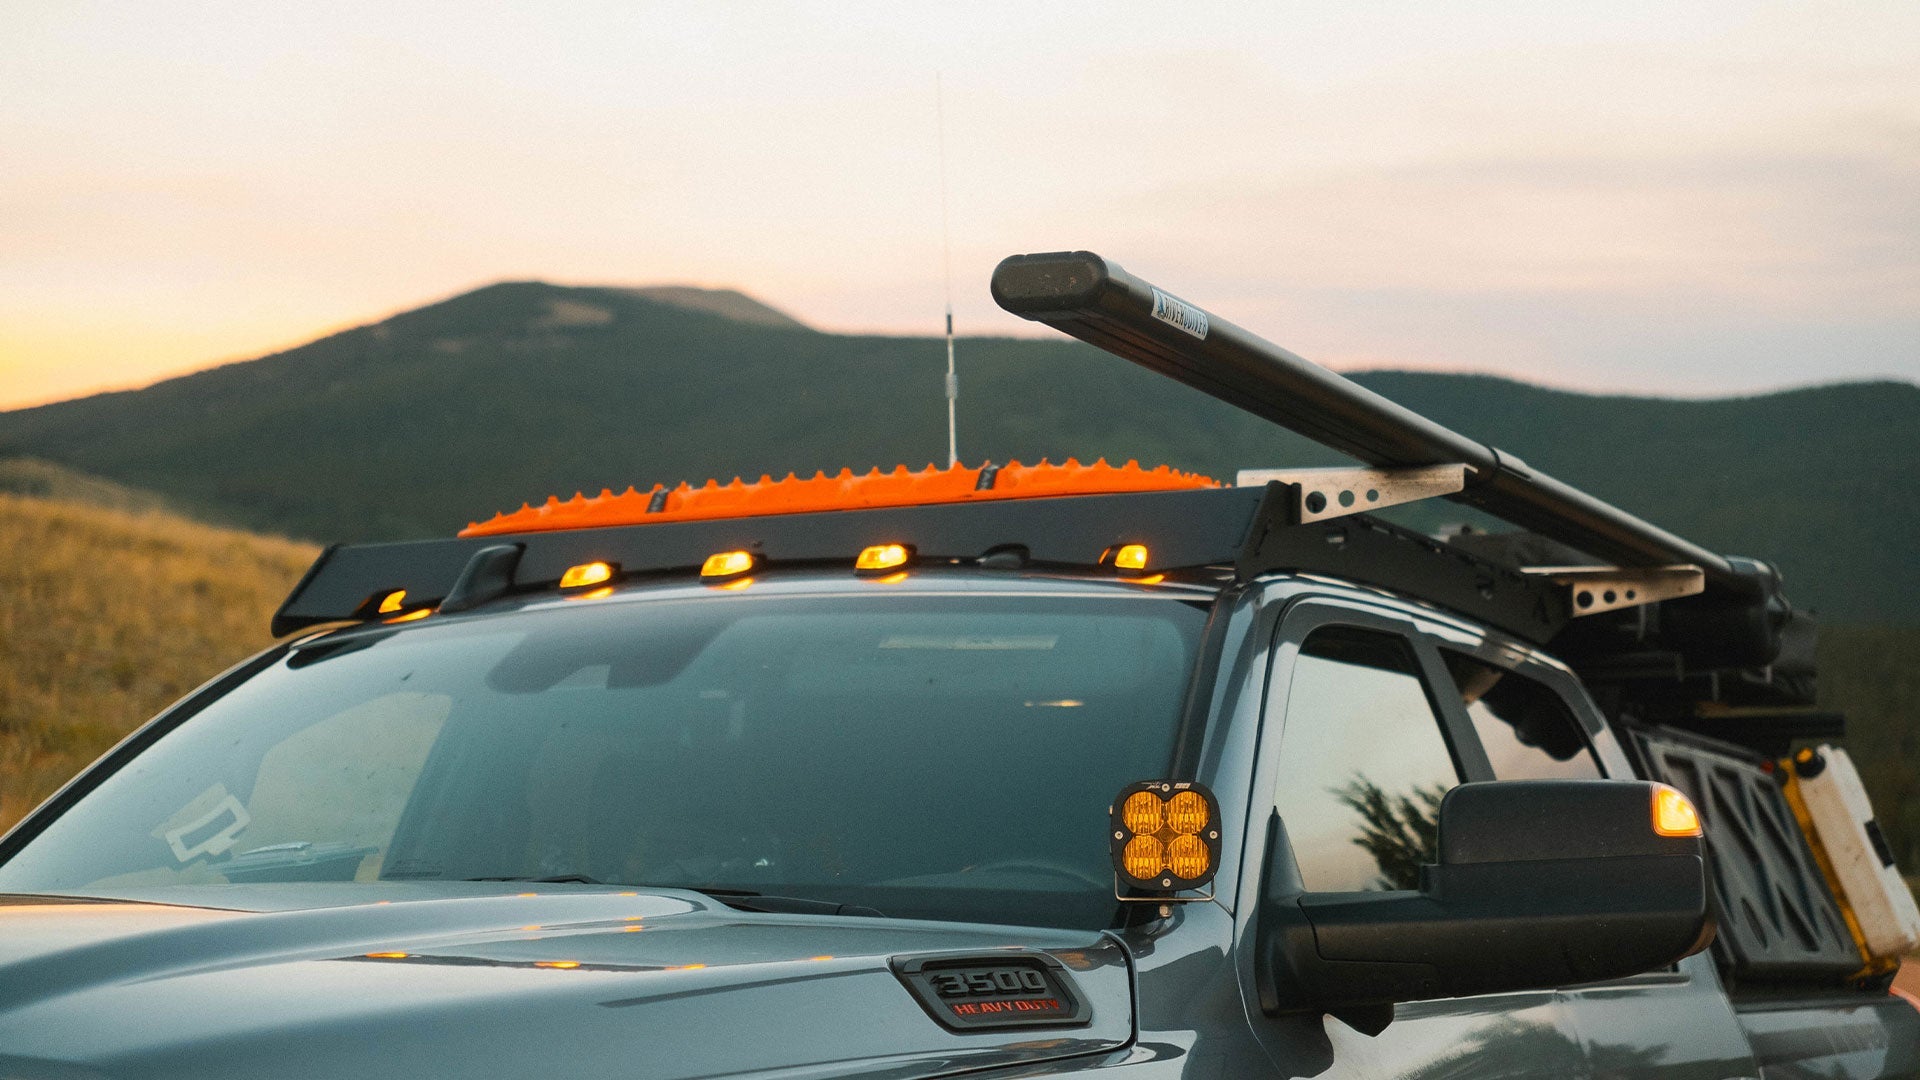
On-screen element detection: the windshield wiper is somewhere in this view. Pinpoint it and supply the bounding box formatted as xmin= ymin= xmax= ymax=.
xmin=455 ymin=878 xmax=882 ymax=916
xmin=462 ymin=874 xmax=607 ymax=885
xmin=684 ymin=886 xmax=884 ymax=918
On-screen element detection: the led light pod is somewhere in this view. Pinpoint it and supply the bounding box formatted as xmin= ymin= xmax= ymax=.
xmin=359 ymin=587 xmax=427 ymax=622
xmin=856 ymin=543 xmax=914 ymax=573
xmin=1100 ymin=544 xmax=1150 ymax=572
xmin=1122 ymin=835 xmax=1166 ymax=880
xmin=701 ymin=550 xmax=757 ymax=579
xmin=1110 ymin=780 xmax=1221 ymax=896
xmin=1121 ymin=790 xmax=1166 ymax=835
xmin=559 ymin=561 xmax=617 ymax=589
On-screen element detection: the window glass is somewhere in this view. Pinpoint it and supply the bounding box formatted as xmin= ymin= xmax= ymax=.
xmin=1272 ymin=626 xmax=1460 ymax=892
xmin=1441 ymin=651 xmax=1602 ymax=781
xmin=0 ymin=593 xmax=1206 ymax=931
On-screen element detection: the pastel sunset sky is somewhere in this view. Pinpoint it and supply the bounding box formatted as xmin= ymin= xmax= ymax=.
xmin=2 ymin=2 xmax=1915 ymax=409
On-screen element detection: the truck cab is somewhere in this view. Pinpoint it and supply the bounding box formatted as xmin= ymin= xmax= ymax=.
xmin=0 ymin=251 xmax=1914 ymax=1077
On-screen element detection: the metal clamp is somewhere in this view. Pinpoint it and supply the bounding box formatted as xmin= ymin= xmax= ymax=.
xmin=1234 ymin=464 xmax=1468 ymax=524
xmin=1523 ymin=565 xmax=1705 ymax=616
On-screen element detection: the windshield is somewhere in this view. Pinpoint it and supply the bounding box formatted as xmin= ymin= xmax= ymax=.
xmin=0 ymin=590 xmax=1208 ymax=929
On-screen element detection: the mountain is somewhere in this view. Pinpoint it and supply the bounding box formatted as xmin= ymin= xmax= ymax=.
xmin=0 ymin=281 xmax=1914 ymax=622
xmin=620 ymin=285 xmax=810 ymax=329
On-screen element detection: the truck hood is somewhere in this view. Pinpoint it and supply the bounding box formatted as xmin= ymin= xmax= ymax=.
xmin=0 ymin=888 xmax=1133 ymax=1079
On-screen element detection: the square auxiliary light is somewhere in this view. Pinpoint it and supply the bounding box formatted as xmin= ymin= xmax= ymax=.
xmin=1109 ymin=780 xmax=1222 ymax=896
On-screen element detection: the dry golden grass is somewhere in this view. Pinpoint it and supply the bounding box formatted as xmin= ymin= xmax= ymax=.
xmin=0 ymin=492 xmax=318 ymax=831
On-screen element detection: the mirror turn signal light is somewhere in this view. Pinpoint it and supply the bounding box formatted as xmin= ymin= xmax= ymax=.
xmin=856 ymin=543 xmax=914 ymax=573
xmin=1101 ymin=544 xmax=1150 ymax=572
xmin=701 ymin=550 xmax=757 ymax=580
xmin=1652 ymin=784 xmax=1703 ymax=837
xmin=559 ymin=561 xmax=617 ymax=590
xmin=1110 ymin=780 xmax=1222 ymax=896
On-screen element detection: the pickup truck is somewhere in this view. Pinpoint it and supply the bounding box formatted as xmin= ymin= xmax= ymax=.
xmin=1 ymin=252 xmax=1914 ymax=1078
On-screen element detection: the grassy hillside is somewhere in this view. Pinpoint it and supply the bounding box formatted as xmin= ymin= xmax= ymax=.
xmin=0 ymin=282 xmax=1913 ymax=621
xmin=0 ymin=492 xmax=316 ymax=831
xmin=1819 ymin=624 xmax=1920 ymax=869
xmin=0 ymin=456 xmax=174 ymax=514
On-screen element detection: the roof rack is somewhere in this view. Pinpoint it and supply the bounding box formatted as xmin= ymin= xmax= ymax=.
xmin=270 ymin=475 xmax=1572 ymax=642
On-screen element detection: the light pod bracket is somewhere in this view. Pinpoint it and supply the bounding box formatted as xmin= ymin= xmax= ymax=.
xmin=1109 ymin=780 xmax=1222 ymax=900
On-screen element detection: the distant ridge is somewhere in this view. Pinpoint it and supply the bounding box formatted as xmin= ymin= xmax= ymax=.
xmin=0 ymin=457 xmax=173 ymax=516
xmin=618 ymin=285 xmax=810 ymax=330
xmin=0 ymin=280 xmax=1913 ymax=623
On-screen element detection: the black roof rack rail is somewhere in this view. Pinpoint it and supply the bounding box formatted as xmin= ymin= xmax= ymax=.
xmin=270 ymin=483 xmax=1569 ymax=641
xmin=273 ymin=487 xmax=1254 ymax=637
xmin=989 ymin=250 xmax=1778 ymax=606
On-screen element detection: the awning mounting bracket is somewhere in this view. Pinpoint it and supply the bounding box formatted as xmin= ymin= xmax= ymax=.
xmin=1523 ymin=564 xmax=1705 ymax=617
xmin=1234 ymin=464 xmax=1468 ymax=524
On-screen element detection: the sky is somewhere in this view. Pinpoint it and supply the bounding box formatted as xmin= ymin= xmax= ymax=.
xmin=2 ymin=1 xmax=1916 ymax=410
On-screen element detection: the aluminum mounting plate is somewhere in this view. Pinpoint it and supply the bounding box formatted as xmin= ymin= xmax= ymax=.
xmin=1524 ymin=564 xmax=1705 ymax=616
xmin=1234 ymin=464 xmax=1468 ymax=524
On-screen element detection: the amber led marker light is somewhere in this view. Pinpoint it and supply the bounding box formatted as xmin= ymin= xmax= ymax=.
xmin=1110 ymin=780 xmax=1222 ymax=897
xmin=701 ymin=550 xmax=757 ymax=580
xmin=559 ymin=561 xmax=616 ymax=590
xmin=855 ymin=543 xmax=913 ymax=573
xmin=1100 ymin=544 xmax=1150 ymax=573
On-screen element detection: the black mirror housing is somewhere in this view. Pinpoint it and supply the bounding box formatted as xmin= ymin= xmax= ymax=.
xmin=1259 ymin=780 xmax=1714 ymax=1019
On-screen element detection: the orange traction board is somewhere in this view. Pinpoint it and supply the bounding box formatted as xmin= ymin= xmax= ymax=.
xmin=461 ymin=460 xmax=1220 ymax=538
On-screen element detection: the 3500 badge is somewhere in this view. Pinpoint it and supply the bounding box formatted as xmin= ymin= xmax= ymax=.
xmin=892 ymin=952 xmax=1091 ymax=1031
xmin=929 ymin=967 xmax=1050 ymax=996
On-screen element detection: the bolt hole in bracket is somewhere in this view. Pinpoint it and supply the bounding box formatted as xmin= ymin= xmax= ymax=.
xmin=1523 ymin=565 xmax=1705 ymax=617
xmin=1235 ymin=464 xmax=1468 ymax=525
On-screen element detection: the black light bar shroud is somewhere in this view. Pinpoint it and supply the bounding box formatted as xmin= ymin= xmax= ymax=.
xmin=276 ymin=487 xmax=1255 ymax=637
xmin=271 ymin=484 xmax=1570 ymax=641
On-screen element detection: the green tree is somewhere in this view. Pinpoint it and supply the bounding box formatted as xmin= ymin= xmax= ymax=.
xmin=1334 ymin=776 xmax=1448 ymax=891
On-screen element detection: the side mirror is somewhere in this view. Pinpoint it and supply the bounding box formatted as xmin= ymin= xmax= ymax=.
xmin=1258 ymin=780 xmax=1712 ymax=1028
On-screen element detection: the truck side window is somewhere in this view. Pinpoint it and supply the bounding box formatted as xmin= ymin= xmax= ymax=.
xmin=1273 ymin=626 xmax=1461 ymax=892
xmin=1440 ymin=651 xmax=1602 ymax=781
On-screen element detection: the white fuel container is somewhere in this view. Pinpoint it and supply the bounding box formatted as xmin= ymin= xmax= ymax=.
xmin=1786 ymin=745 xmax=1920 ymax=962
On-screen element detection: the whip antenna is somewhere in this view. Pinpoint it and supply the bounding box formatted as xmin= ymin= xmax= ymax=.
xmin=937 ymin=73 xmax=958 ymax=467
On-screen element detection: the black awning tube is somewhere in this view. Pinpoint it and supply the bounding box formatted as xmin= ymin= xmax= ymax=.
xmin=990 ymin=250 xmax=1768 ymax=602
